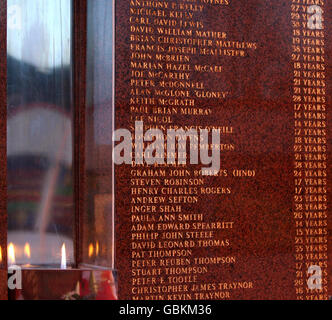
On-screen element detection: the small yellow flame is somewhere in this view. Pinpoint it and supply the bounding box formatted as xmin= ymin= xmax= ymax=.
xmin=61 ymin=243 xmax=67 ymax=269
xmin=8 ymin=243 xmax=16 ymax=266
xmin=88 ymin=243 xmax=94 ymax=258
xmin=0 ymin=246 xmax=2 ymax=263
xmin=24 ymin=243 xmax=31 ymax=259
xmin=96 ymin=241 xmax=100 ymax=257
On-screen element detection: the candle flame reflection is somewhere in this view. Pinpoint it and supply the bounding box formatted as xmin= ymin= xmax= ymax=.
xmin=24 ymin=243 xmax=31 ymax=259
xmin=88 ymin=243 xmax=94 ymax=258
xmin=8 ymin=243 xmax=16 ymax=266
xmin=61 ymin=243 xmax=67 ymax=269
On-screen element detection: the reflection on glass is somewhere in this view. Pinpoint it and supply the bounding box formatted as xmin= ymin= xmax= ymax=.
xmin=7 ymin=0 xmax=74 ymax=266
xmin=84 ymin=0 xmax=114 ymax=268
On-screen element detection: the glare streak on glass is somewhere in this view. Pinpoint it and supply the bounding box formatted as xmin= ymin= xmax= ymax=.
xmin=7 ymin=0 xmax=74 ymax=266
xmin=84 ymin=0 xmax=114 ymax=268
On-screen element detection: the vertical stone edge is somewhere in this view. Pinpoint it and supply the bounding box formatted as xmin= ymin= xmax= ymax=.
xmin=73 ymin=0 xmax=87 ymax=266
xmin=0 ymin=0 xmax=7 ymax=301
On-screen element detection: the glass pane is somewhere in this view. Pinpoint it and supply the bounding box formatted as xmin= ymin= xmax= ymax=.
xmin=7 ymin=0 xmax=74 ymax=266
xmin=83 ymin=0 xmax=114 ymax=268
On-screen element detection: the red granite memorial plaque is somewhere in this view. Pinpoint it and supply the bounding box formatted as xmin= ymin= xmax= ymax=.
xmin=114 ymin=0 xmax=332 ymax=300
xmin=0 ymin=0 xmax=331 ymax=301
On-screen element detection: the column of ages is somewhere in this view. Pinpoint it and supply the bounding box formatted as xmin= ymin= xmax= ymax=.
xmin=291 ymin=0 xmax=328 ymax=300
